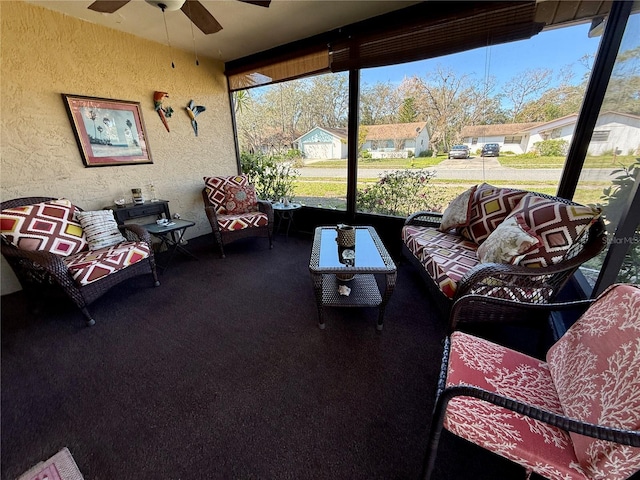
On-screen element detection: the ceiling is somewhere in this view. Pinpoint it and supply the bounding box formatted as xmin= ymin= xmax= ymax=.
xmin=25 ymin=0 xmax=423 ymax=63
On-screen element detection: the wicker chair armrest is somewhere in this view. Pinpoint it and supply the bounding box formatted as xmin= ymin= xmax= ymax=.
xmin=203 ymin=205 xmax=222 ymax=232
xmin=119 ymin=223 xmax=152 ymax=244
xmin=405 ymin=211 xmax=443 ymax=228
xmin=257 ymin=199 xmax=274 ymax=223
xmin=1 ymin=243 xmax=74 ymax=285
xmin=438 ymin=384 xmax=640 ymax=447
xmin=454 ymin=257 xmax=586 ymax=300
xmin=450 ymin=294 xmax=595 ymax=330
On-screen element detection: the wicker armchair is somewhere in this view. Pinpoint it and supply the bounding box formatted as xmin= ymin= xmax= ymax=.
xmin=422 ymin=283 xmax=640 ymax=480
xmin=202 ymin=175 xmax=273 ymax=257
xmin=402 ymin=189 xmax=606 ymax=317
xmin=1 ymin=197 xmax=160 ymax=326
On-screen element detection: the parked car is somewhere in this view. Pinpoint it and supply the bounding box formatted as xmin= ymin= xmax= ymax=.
xmin=448 ymin=145 xmax=470 ymax=159
xmin=481 ymin=143 xmax=500 ymax=157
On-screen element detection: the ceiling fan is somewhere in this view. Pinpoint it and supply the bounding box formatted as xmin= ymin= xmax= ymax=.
xmin=87 ymin=0 xmax=271 ymax=35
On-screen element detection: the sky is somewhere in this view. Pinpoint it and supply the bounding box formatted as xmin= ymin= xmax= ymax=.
xmin=360 ymin=22 xmax=602 ymax=90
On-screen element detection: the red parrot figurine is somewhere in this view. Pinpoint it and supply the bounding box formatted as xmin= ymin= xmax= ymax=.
xmin=153 ymin=91 xmax=173 ymax=133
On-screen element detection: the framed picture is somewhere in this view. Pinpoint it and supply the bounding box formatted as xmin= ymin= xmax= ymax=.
xmin=62 ymin=94 xmax=153 ymax=167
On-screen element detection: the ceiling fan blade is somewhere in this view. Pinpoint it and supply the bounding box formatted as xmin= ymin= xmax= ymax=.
xmin=237 ymin=0 xmax=271 ymax=7
xmin=87 ymin=1 xmax=131 ymax=14
xmin=181 ymin=0 xmax=223 ymax=35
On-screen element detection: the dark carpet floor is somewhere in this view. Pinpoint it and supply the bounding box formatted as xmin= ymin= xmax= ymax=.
xmin=2 ymin=231 xmax=528 ymax=479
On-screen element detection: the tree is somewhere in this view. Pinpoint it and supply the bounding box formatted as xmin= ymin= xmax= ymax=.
xmin=502 ymin=68 xmax=553 ymax=121
xmin=601 ymin=46 xmax=640 ymax=115
xmin=404 ymin=67 xmax=481 ymax=153
xmin=398 ymin=97 xmax=418 ymax=123
xmin=360 ymin=81 xmax=401 ymax=124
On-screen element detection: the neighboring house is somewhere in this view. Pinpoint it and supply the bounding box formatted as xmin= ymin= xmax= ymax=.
xmin=294 ymin=127 xmax=348 ymax=160
xmin=295 ymin=122 xmax=429 ymax=159
xmin=461 ymin=112 xmax=640 ymax=156
xmin=460 ymin=121 xmax=543 ymax=154
xmin=361 ymin=122 xmax=430 ymax=159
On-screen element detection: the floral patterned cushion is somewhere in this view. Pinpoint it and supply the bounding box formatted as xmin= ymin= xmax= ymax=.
xmin=224 ymin=184 xmax=258 ymax=215
xmin=459 ymin=183 xmax=528 ymax=244
xmin=477 ymin=213 xmax=541 ymax=264
xmin=445 ymin=331 xmax=584 ymax=479
xmin=203 ymin=175 xmax=250 ymax=214
xmin=507 ymin=194 xmax=601 ymax=268
xmin=63 ymin=240 xmax=150 ymax=286
xmin=546 ymin=284 xmax=640 ymax=479
xmin=438 ymin=185 xmax=477 ymax=232
xmin=0 ymin=199 xmax=88 ymax=256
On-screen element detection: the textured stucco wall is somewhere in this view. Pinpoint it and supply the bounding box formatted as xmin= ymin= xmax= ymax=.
xmin=1 ymin=1 xmax=239 ymax=294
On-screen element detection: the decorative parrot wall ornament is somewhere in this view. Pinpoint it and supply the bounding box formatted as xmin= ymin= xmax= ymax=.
xmin=186 ymin=100 xmax=206 ymax=136
xmin=153 ymin=91 xmax=173 ymax=133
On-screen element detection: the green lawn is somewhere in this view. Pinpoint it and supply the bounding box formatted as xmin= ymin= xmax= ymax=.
xmin=304 ymin=154 xmax=636 ymax=170
xmin=292 ymin=178 xmax=608 ymax=210
xmin=289 ymin=153 xmax=631 ymax=212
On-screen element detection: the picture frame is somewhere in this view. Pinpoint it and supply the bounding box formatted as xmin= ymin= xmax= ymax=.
xmin=62 ymin=94 xmax=153 ymax=167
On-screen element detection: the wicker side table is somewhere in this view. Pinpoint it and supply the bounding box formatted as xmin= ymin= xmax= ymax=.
xmin=309 ymin=226 xmax=397 ymax=331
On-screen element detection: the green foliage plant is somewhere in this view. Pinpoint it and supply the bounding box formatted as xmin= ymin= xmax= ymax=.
xmin=532 ymin=139 xmax=569 ymax=157
xmin=240 ymin=152 xmax=300 ymax=201
xmin=356 ymin=168 xmax=447 ymax=217
xmin=596 ymin=159 xmax=640 ymax=283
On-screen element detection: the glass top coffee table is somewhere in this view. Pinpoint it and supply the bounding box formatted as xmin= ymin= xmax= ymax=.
xmin=309 ymin=226 xmax=397 ymax=331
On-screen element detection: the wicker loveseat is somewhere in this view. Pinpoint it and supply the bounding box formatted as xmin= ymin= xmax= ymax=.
xmin=1 ymin=197 xmax=160 ymax=326
xmin=402 ymin=183 xmax=606 ymax=317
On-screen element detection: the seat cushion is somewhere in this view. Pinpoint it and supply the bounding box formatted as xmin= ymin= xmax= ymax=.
xmin=445 ymin=331 xmax=590 ymax=480
xmin=203 ymin=175 xmax=250 ymax=215
xmin=63 ymin=241 xmax=150 ymax=286
xmin=410 ymin=227 xmax=479 ymax=299
xmin=507 ymin=194 xmax=601 ymax=268
xmin=459 ymin=183 xmax=528 ymax=244
xmin=0 ymin=199 xmax=88 ymax=256
xmin=216 ymin=211 xmax=269 ymax=232
xmin=546 ymin=284 xmax=640 ymax=479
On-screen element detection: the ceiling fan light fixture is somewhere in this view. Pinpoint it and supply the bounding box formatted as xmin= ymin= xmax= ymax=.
xmin=145 ymin=0 xmax=186 ymax=12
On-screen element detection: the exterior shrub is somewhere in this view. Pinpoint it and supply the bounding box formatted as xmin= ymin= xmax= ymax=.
xmin=417 ymin=149 xmax=432 ymax=158
xmin=356 ymin=168 xmax=447 ymax=217
xmin=598 ymin=159 xmax=640 ymax=283
xmin=533 ymin=139 xmax=568 ymax=156
xmin=240 ymin=152 xmax=299 ymax=201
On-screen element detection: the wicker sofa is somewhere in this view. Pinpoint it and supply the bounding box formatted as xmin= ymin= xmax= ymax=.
xmin=1 ymin=197 xmax=160 ymax=326
xmin=402 ymin=183 xmax=606 ymax=318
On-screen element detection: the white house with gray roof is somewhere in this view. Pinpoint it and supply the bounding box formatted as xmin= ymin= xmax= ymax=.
xmin=295 ymin=122 xmax=430 ymax=159
xmin=461 ymin=112 xmax=640 ymax=156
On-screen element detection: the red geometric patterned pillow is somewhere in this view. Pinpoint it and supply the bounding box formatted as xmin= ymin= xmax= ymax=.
xmin=0 ymin=199 xmax=88 ymax=256
xmin=508 ymin=194 xmax=601 ymax=268
xmin=224 ymin=184 xmax=258 ymax=215
xmin=203 ymin=175 xmax=249 ymax=214
xmin=459 ymin=183 xmax=528 ymax=245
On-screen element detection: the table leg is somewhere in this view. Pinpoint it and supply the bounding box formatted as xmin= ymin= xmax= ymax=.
xmin=377 ymin=271 xmax=397 ymax=331
xmin=311 ymin=272 xmax=325 ymax=329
